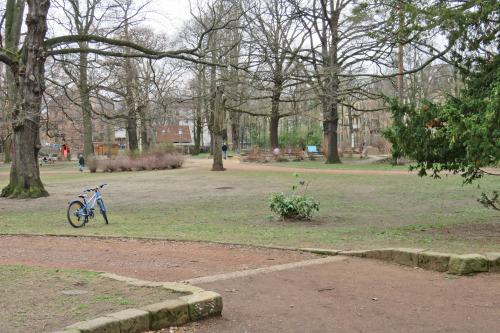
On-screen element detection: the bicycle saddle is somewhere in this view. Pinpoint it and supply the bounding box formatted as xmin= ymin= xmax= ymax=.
xmin=78 ymin=194 xmax=86 ymax=198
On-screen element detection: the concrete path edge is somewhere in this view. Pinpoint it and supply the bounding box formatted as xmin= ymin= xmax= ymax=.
xmin=52 ymin=273 xmax=222 ymax=333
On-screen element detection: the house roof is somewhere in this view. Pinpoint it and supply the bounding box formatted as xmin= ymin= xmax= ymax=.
xmin=155 ymin=125 xmax=192 ymax=143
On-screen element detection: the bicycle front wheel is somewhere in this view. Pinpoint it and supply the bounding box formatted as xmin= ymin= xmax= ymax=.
xmin=67 ymin=201 xmax=87 ymax=228
xmin=97 ymin=199 xmax=108 ymax=224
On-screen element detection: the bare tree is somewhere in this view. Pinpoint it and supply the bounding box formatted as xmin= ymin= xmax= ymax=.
xmin=242 ymin=0 xmax=307 ymax=149
xmin=0 ymin=0 xmax=244 ymax=198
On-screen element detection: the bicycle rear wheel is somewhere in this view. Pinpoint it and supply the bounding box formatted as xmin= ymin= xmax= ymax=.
xmin=67 ymin=201 xmax=87 ymax=228
xmin=97 ymin=199 xmax=108 ymax=224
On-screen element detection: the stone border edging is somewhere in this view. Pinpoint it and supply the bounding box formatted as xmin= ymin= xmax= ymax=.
xmin=335 ymin=248 xmax=500 ymax=275
xmin=2 ymin=233 xmax=499 ymax=275
xmin=51 ymin=273 xmax=222 ymax=333
xmin=3 ymin=233 xmax=500 ymax=275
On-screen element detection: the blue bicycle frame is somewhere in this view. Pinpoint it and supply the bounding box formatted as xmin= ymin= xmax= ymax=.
xmin=77 ymin=184 xmax=107 ymax=220
xmin=68 ymin=184 xmax=108 ymax=228
xmin=82 ymin=190 xmax=104 ymax=214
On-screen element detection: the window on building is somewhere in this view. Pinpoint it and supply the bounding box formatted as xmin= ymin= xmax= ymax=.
xmin=178 ymin=129 xmax=183 ymax=135
xmin=162 ymin=130 xmax=165 ymax=133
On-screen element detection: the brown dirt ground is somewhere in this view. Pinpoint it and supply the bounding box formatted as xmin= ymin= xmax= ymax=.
xmin=1 ymin=235 xmax=500 ymax=333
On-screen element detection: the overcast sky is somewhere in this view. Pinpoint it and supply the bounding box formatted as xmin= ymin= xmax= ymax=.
xmin=157 ymin=1 xmax=192 ymax=34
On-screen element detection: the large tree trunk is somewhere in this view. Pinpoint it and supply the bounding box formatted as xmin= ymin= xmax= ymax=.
xmin=2 ymin=0 xmax=50 ymax=198
xmin=347 ymin=106 xmax=354 ymax=147
xmin=192 ymin=68 xmax=203 ymax=155
xmin=270 ymin=86 xmax=282 ymax=149
xmin=209 ymin=57 xmax=216 ymax=156
xmin=325 ymin=102 xmax=341 ymax=164
xmin=4 ymin=137 xmax=12 ymax=164
xmin=211 ymin=85 xmax=226 ymax=171
xmin=78 ymin=45 xmax=94 ymax=160
xmin=139 ymin=108 xmax=148 ymax=150
xmin=230 ymin=114 xmax=240 ymax=151
xmin=270 ymin=116 xmax=279 ymax=149
xmin=192 ymin=114 xmax=202 ymax=155
xmin=398 ymin=43 xmax=404 ymax=103
xmin=126 ymin=113 xmax=138 ymax=150
xmin=4 ymin=0 xmax=25 ymax=165
xmin=125 ymin=58 xmax=138 ymax=150
xmin=326 ymin=116 xmax=341 ymax=164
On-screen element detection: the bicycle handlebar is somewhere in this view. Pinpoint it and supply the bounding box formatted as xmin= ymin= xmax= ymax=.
xmin=83 ymin=183 xmax=107 ymax=192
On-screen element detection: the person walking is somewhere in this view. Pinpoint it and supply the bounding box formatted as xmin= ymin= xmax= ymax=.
xmin=222 ymin=142 xmax=228 ymax=160
xmin=78 ymin=155 xmax=85 ymax=172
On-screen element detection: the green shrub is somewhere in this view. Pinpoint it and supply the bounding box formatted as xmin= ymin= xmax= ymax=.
xmin=268 ymin=173 xmax=320 ymax=220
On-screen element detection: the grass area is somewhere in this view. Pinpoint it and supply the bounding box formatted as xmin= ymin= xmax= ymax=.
xmin=1 ymin=164 xmax=499 ymax=254
xmin=189 ymin=153 xmax=209 ymax=159
xmin=269 ymin=159 xmax=409 ymax=170
xmin=0 ymin=160 xmax=79 ymax=173
xmin=0 ymin=265 xmax=181 ymax=333
xmin=189 ymin=151 xmax=240 ymax=159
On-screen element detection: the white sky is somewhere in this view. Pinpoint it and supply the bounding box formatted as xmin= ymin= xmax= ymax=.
xmin=154 ymin=0 xmax=192 ymax=34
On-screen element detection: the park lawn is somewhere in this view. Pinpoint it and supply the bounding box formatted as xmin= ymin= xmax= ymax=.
xmin=0 ymin=165 xmax=499 ymax=254
xmin=0 ymin=265 xmax=182 ymax=333
xmin=0 ymin=160 xmax=79 ymax=173
xmin=268 ymin=158 xmax=409 ymax=170
xmin=189 ymin=153 xmax=210 ymax=159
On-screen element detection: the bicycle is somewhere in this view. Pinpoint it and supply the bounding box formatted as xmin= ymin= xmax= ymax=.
xmin=67 ymin=184 xmax=108 ymax=228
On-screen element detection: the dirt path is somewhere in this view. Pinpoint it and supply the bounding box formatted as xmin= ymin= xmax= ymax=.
xmin=0 ymin=235 xmax=322 ymax=282
xmin=185 ymin=157 xmax=416 ymax=176
xmin=188 ymin=258 xmax=500 ymax=333
xmin=1 ymin=235 xmax=499 ymax=333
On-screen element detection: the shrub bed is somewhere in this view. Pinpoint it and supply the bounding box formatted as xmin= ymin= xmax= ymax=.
xmin=87 ymin=151 xmax=185 ymax=173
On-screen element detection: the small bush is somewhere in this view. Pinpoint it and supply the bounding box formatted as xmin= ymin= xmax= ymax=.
xmin=268 ymin=173 xmax=320 ymax=220
xmin=132 ymin=156 xmax=148 ymax=171
xmin=67 ymin=152 xmax=72 ymax=161
xmin=115 ymin=155 xmax=132 ymax=171
xmin=103 ymin=158 xmax=117 ymax=172
xmin=87 ymin=157 xmax=99 ymax=173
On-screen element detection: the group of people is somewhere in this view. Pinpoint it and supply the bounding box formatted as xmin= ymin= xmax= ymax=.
xmin=42 ymin=153 xmax=53 ymax=163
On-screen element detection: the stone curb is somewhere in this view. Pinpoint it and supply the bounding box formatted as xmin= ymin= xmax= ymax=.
xmin=4 ymin=233 xmax=499 ymax=276
xmin=333 ymin=248 xmax=499 ymax=275
xmin=52 ymin=274 xmax=222 ymax=333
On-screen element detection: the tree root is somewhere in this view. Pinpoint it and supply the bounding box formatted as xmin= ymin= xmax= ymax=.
xmin=1 ymin=183 xmax=49 ymax=199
